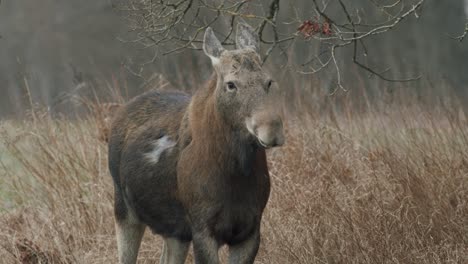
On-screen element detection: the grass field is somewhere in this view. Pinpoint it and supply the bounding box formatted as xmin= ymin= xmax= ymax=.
xmin=0 ymin=92 xmax=467 ymax=263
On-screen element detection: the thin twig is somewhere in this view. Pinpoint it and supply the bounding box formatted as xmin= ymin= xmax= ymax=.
xmin=451 ymin=20 xmax=468 ymax=42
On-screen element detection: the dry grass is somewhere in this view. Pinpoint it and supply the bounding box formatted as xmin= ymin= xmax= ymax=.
xmin=0 ymin=95 xmax=467 ymax=263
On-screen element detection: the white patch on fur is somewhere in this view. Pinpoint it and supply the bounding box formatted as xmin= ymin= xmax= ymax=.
xmin=145 ymin=136 xmax=176 ymax=164
xmin=209 ymin=56 xmax=220 ymax=65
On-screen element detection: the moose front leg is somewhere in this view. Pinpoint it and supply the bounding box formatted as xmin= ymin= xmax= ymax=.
xmin=192 ymin=230 xmax=220 ymax=264
xmin=228 ymin=229 xmax=260 ymax=264
xmin=159 ymin=237 xmax=190 ymax=264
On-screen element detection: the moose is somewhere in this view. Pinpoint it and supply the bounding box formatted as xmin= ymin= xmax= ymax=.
xmin=108 ymin=23 xmax=285 ymax=264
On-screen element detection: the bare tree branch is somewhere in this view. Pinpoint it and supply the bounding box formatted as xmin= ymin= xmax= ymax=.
xmin=114 ymin=0 xmax=429 ymax=90
xmin=452 ymin=20 xmax=468 ymax=42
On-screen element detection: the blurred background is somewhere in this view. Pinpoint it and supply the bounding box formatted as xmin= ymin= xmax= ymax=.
xmin=1 ymin=2 xmax=468 ymax=263
xmin=0 ymin=0 xmax=467 ymax=117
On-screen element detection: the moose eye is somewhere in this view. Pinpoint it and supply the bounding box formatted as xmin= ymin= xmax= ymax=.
xmin=266 ymin=80 xmax=273 ymax=92
xmin=226 ymin=81 xmax=237 ymax=91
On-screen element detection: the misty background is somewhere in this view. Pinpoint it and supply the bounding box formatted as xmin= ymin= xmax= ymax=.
xmin=0 ymin=0 xmax=467 ymax=117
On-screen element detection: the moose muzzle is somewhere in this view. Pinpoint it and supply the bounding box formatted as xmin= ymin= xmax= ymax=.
xmin=246 ymin=112 xmax=285 ymax=149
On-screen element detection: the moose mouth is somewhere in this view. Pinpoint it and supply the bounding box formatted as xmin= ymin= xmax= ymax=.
xmin=257 ymin=138 xmax=272 ymax=149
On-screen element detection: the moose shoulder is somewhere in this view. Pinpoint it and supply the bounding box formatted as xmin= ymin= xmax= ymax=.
xmin=108 ymin=23 xmax=284 ymax=264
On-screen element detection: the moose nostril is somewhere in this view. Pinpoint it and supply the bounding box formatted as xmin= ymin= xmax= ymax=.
xmin=272 ymin=118 xmax=283 ymax=129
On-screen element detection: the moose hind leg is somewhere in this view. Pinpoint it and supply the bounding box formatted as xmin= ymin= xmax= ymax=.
xmin=228 ymin=231 xmax=260 ymax=264
xmin=160 ymin=237 xmax=190 ymax=264
xmin=115 ymin=214 xmax=146 ymax=264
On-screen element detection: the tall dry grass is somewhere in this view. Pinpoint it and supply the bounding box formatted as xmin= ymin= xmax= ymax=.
xmin=0 ymin=88 xmax=467 ymax=263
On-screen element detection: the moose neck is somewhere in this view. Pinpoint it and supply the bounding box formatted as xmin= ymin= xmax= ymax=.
xmin=188 ymin=74 xmax=258 ymax=177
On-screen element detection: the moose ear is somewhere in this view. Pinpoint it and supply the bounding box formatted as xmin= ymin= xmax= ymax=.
xmin=203 ymin=27 xmax=224 ymax=65
xmin=236 ymin=22 xmax=259 ymax=52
